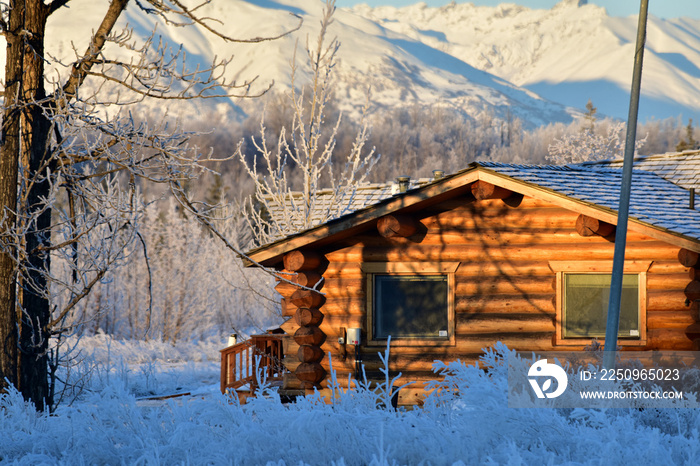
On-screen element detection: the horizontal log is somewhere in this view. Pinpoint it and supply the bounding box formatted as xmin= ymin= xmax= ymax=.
xmin=647 ymin=290 xmax=687 ymax=312
xmin=377 ymin=214 xmax=419 ymax=238
xmin=283 ymin=337 xmax=300 ymax=355
xmin=284 ymin=250 xmax=322 ymax=272
xmin=423 ymin=195 xmax=550 ymax=213
xmin=275 ymin=281 xmax=300 ymax=298
xmin=455 ymin=261 xmax=554 ymax=277
xmin=295 ymin=362 xmax=326 ymax=384
xmin=281 ymin=298 xmax=295 ymax=316
xmin=455 ymin=277 xmax=555 ymax=295
xmin=292 ymin=271 xmax=324 ymax=290
xmin=646 ymin=311 xmax=694 ymax=329
xmin=322 ymin=276 xmax=367 ymax=287
xmin=424 ymin=215 xmax=578 ymax=232
xmin=678 ymin=249 xmax=700 ymax=268
xmin=293 ymin=326 xmax=326 ymax=346
xmin=575 ymin=214 xmax=615 ymax=237
xmin=685 ymin=280 xmax=700 ymax=301
xmin=441 ymin=334 xmax=557 ymax=353
xmin=646 ymin=274 xmax=692 ymax=290
xmin=282 ymin=356 xmax=301 ymax=373
xmin=456 ymin=315 xmax=554 ymax=334
xmin=315 ymin=283 xmax=364 ymax=299
xmin=456 ymin=294 xmax=555 ymax=314
xmin=329 ymin=235 xmax=661 ymax=260
xmin=345 ymin=231 xmax=616 ymax=248
xmin=316 ymin=316 xmax=364 ymax=337
xmin=648 ymin=261 xmax=691 ymax=274
xmin=471 ymin=180 xmax=512 ymax=200
xmin=418 ymin=212 xmax=658 ymax=244
xmin=323 ymin=262 xmax=363 ymax=277
xmin=325 ymin=242 xmax=679 ymax=263
xmin=646 ymin=328 xmax=693 ymax=350
xmin=294 ymin=307 xmax=324 ymax=326
xmin=423 ymin=206 xmax=579 ymax=228
xmin=320 ymin=340 xmax=472 ymax=359
xmin=298 ymin=345 xmax=325 ymax=364
xmin=290 ymin=289 xmax=326 ymax=308
xmin=319 ymin=298 xmax=365 ymax=316
xmin=280 ymin=317 xmax=299 ymax=336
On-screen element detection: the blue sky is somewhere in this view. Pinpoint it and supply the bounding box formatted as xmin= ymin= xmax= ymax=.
xmin=335 ymin=1 xmax=700 ymax=20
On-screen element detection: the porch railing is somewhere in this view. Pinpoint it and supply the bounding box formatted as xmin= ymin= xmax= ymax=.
xmin=220 ymin=334 xmax=285 ymax=394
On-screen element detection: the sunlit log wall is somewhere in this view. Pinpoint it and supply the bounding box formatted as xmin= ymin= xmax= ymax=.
xmin=277 ymin=186 xmax=692 ymax=402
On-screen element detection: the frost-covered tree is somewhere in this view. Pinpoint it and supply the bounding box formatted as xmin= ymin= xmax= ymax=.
xmin=546 ymin=120 xmax=646 ymax=164
xmin=52 ymin=200 xmax=278 ymax=343
xmin=0 ymin=0 xmax=299 ymax=410
xmin=239 ymin=0 xmax=379 ymax=246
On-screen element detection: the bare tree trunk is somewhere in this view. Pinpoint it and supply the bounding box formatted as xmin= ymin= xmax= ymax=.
xmin=0 ymin=0 xmax=25 ymax=396
xmin=1 ymin=0 xmax=54 ymax=411
xmin=18 ymin=0 xmax=51 ymax=411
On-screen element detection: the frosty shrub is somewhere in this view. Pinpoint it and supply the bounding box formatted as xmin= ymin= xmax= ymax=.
xmin=4 ymin=340 xmax=700 ymax=464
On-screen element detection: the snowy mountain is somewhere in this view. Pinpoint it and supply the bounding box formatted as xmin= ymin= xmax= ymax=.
xmin=0 ymin=0 xmax=574 ymax=128
xmin=350 ymin=0 xmax=700 ymax=123
xmin=3 ymin=0 xmax=696 ymax=127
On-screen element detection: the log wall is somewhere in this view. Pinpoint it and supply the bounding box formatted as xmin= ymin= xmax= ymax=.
xmin=276 ymin=195 xmax=694 ymax=401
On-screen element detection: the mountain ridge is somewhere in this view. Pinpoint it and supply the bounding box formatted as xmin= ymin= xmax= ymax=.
xmin=2 ymin=0 xmax=697 ymax=127
xmin=349 ymin=0 xmax=700 ymax=122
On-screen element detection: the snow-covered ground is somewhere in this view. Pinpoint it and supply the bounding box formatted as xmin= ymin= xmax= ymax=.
xmin=3 ymin=337 xmax=700 ymax=464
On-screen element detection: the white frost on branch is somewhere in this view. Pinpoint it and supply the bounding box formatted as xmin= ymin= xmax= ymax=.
xmin=238 ymin=0 xmax=379 ymax=246
xmin=546 ymin=121 xmax=646 ymax=164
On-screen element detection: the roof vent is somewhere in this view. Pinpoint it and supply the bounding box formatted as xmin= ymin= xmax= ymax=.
xmin=432 ymin=170 xmax=445 ymax=181
xmin=396 ymin=176 xmax=410 ymax=193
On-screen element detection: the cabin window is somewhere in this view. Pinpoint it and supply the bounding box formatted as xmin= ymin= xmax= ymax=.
xmin=550 ymin=261 xmax=650 ymax=346
xmin=563 ymin=274 xmax=639 ymax=338
xmin=373 ymin=275 xmax=448 ymax=339
xmin=362 ymin=262 xmax=458 ymax=346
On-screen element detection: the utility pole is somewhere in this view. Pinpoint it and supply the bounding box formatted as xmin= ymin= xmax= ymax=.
xmin=603 ymin=0 xmax=650 ymax=369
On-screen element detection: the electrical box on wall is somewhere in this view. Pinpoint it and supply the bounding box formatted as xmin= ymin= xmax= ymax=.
xmin=347 ymin=328 xmax=361 ymax=345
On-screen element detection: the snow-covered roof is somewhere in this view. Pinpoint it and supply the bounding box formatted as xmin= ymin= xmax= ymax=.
xmin=478 ymin=161 xmax=700 ymax=241
xmin=580 ymin=150 xmax=700 ymax=191
xmin=245 ymin=160 xmax=700 ymax=265
xmin=262 ymin=178 xmax=434 ymax=232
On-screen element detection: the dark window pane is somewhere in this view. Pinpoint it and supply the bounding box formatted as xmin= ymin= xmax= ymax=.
xmin=374 ymin=275 xmax=448 ymax=339
xmin=563 ymin=274 xmax=639 ymax=338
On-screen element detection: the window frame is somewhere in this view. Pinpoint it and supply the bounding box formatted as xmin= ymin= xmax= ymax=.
xmin=549 ymin=261 xmax=651 ymax=347
xmin=362 ymin=262 xmax=459 ymax=347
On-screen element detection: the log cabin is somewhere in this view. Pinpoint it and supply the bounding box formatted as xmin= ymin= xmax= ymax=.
xmin=222 ymin=161 xmax=700 ymax=406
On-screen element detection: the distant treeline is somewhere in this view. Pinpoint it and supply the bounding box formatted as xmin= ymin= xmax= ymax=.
xmin=184 ymin=99 xmax=697 ymax=199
